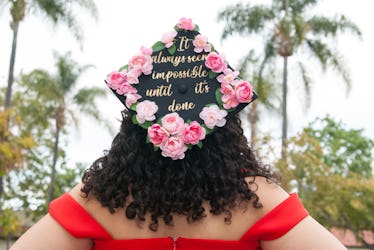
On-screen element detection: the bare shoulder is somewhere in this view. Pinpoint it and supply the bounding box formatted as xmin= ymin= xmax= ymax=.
xmin=245 ymin=177 xmax=346 ymax=250
xmin=10 ymin=214 xmax=92 ymax=250
xmin=245 ymin=176 xmax=289 ymax=216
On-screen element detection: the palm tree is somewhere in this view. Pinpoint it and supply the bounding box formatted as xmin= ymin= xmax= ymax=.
xmin=218 ymin=0 xmax=361 ymax=159
xmin=3 ymin=0 xmax=97 ymax=110
xmin=19 ymin=52 xmax=107 ymax=203
xmin=0 ymin=0 xmax=97 ymax=200
xmin=236 ymin=49 xmax=279 ymax=149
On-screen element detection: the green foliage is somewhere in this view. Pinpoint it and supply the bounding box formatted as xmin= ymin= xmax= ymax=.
xmin=0 ymin=208 xmax=20 ymax=235
xmin=276 ymin=115 xmax=374 ymax=246
xmin=305 ymin=116 xmax=374 ymax=177
xmin=0 ymin=109 xmax=36 ymax=175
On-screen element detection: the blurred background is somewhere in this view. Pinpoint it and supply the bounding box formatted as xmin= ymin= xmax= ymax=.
xmin=0 ymin=0 xmax=373 ymax=249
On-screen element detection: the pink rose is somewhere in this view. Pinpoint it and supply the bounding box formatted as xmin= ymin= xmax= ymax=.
xmin=161 ymin=113 xmax=184 ymax=136
xmin=183 ymin=121 xmax=206 ymax=145
xmin=148 ymin=124 xmax=169 ymax=146
xmin=199 ymin=105 xmax=228 ymax=129
xmin=116 ymin=82 xmax=137 ymax=95
xmin=222 ymin=93 xmax=239 ymax=109
xmin=136 ymin=100 xmax=158 ymax=124
xmin=177 ymin=17 xmax=195 ymax=30
xmin=161 ymin=30 xmax=177 ymax=48
xmin=192 ymin=35 xmax=211 ymax=53
xmin=125 ymin=93 xmax=141 ymax=108
xmin=140 ymin=46 xmax=153 ymax=56
xmin=160 ymin=136 xmax=188 ymax=160
xmin=129 ymin=53 xmax=153 ymax=76
xmin=126 ymin=68 xmax=139 ymax=84
xmin=106 ymin=71 xmax=127 ymax=90
xmin=217 ymin=68 xmax=239 ymax=85
xmin=205 ymin=52 xmax=227 ymax=73
xmin=235 ymin=81 xmax=253 ymax=103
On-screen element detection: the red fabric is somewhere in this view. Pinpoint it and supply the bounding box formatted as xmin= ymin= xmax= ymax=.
xmin=49 ymin=192 xmax=308 ymax=250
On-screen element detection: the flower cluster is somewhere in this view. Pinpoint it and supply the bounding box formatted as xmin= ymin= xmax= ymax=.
xmin=147 ymin=113 xmax=206 ymax=160
xmin=106 ymin=46 xmax=153 ymax=108
xmin=205 ymin=53 xmax=254 ymax=109
xmin=106 ymin=17 xmax=253 ymax=160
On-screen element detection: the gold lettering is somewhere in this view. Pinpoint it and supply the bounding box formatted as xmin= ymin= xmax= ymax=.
xmin=146 ymin=84 xmax=174 ymax=97
xmin=151 ymin=65 xmax=208 ymax=82
xmin=177 ymin=36 xmax=190 ymax=52
xmin=168 ymin=99 xmax=196 ymax=112
xmin=194 ymin=80 xmax=210 ymax=94
xmin=151 ymin=51 xmax=186 ymax=67
xmin=187 ymin=54 xmax=207 ymax=63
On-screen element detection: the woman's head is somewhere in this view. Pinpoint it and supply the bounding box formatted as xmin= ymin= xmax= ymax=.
xmin=82 ymin=109 xmax=276 ymax=231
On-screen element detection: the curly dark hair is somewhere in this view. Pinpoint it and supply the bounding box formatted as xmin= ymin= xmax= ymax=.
xmin=81 ymin=110 xmax=277 ymax=231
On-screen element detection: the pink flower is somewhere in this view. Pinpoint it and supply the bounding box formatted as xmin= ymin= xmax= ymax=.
xmin=219 ymin=84 xmax=239 ymax=109
xmin=235 ymin=80 xmax=254 ymax=103
xmin=126 ymin=68 xmax=139 ymax=84
xmin=129 ymin=53 xmax=153 ymax=76
xmin=199 ymin=105 xmax=228 ymax=129
xmin=148 ymin=124 xmax=169 ymax=146
xmin=183 ymin=121 xmax=206 ymax=145
xmin=116 ymin=82 xmax=137 ymax=95
xmin=140 ymin=46 xmax=153 ymax=56
xmin=161 ymin=113 xmax=184 ymax=136
xmin=161 ymin=30 xmax=178 ymax=48
xmin=222 ymin=93 xmax=239 ymax=109
xmin=192 ymin=35 xmax=211 ymax=53
xmin=177 ymin=17 xmax=195 ymax=30
xmin=205 ymin=52 xmax=227 ymax=73
xmin=136 ymin=100 xmax=158 ymax=124
xmin=106 ymin=71 xmax=127 ymax=90
xmin=160 ymin=136 xmax=188 ymax=160
xmin=125 ymin=93 xmax=141 ymax=108
xmin=217 ymin=68 xmax=239 ymax=85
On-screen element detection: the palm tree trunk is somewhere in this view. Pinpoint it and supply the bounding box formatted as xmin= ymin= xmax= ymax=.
xmin=0 ymin=23 xmax=19 ymax=201
xmin=249 ymin=101 xmax=259 ymax=149
xmin=5 ymin=22 xmax=19 ymax=109
xmin=48 ymin=117 xmax=61 ymax=203
xmin=281 ymin=56 xmax=288 ymax=160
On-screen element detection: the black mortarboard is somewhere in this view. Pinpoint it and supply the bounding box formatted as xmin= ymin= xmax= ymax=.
xmin=106 ymin=18 xmax=256 ymax=160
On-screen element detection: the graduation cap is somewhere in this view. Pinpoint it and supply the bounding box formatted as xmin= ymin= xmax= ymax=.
xmin=106 ymin=17 xmax=257 ymax=160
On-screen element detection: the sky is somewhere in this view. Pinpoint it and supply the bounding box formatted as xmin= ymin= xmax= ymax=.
xmin=0 ymin=0 xmax=373 ymax=167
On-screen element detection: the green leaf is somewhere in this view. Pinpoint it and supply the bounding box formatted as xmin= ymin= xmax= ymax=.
xmin=153 ymin=146 xmax=159 ymax=151
xmin=210 ymin=44 xmax=215 ymax=52
xmin=194 ymin=24 xmax=200 ymax=32
xmin=139 ymin=121 xmax=153 ymax=129
xmin=168 ymin=44 xmax=176 ymax=55
xmin=132 ymin=115 xmax=138 ymax=125
xmin=152 ymin=41 xmax=165 ymax=52
xmin=208 ymin=71 xmax=217 ymax=79
xmin=187 ymin=144 xmax=193 ymax=150
xmin=118 ymin=64 xmax=128 ymax=72
xmin=215 ymin=89 xmax=224 ymax=107
xmin=203 ymin=125 xmax=214 ymax=135
xmin=129 ymin=103 xmax=138 ymax=111
xmin=197 ymin=141 xmax=203 ymax=149
xmin=146 ymin=136 xmax=150 ymax=143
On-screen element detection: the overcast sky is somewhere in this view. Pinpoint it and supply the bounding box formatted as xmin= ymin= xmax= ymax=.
xmin=0 ymin=0 xmax=373 ymax=166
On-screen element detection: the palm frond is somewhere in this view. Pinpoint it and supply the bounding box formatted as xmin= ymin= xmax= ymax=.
xmin=306 ymin=39 xmax=332 ymax=70
xmin=308 ymin=15 xmax=362 ymax=38
xmin=218 ymin=3 xmax=274 ymax=40
xmin=297 ymin=61 xmax=312 ymax=109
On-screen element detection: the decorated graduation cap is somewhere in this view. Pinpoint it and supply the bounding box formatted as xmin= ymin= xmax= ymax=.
xmin=106 ymin=17 xmax=257 ymax=160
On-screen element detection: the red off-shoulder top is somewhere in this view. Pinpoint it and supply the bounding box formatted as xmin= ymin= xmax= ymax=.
xmin=49 ymin=193 xmax=308 ymax=250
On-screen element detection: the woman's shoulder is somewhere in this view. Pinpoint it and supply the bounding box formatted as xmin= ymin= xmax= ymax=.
xmin=243 ymin=176 xmax=290 ymax=217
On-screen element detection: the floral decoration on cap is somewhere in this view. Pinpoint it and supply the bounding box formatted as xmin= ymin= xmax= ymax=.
xmin=106 ymin=17 xmax=257 ymax=160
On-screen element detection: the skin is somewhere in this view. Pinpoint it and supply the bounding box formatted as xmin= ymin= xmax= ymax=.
xmin=10 ymin=177 xmax=347 ymax=250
